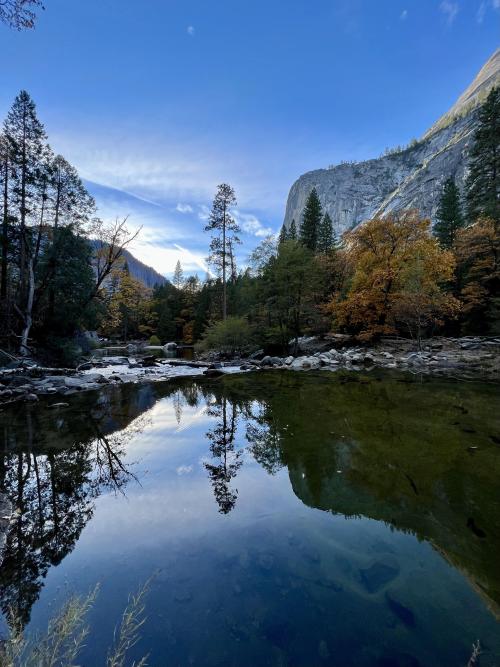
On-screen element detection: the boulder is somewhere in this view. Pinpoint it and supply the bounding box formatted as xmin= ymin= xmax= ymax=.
xmin=163 ymin=342 xmax=177 ymax=351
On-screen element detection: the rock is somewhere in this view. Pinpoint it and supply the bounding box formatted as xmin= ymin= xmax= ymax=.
xmin=379 ymin=352 xmax=394 ymax=359
xmin=283 ymin=52 xmax=499 ymax=237
xmin=203 ymin=369 xmax=224 ymax=378
xmin=385 ymin=592 xmax=416 ymax=628
xmin=284 ymin=356 xmax=294 ymax=365
xmin=164 ymin=342 xmax=177 ymax=351
xmin=77 ymin=362 xmax=93 ymax=371
xmin=48 ymin=402 xmax=69 ymax=409
xmin=24 ymin=393 xmax=39 ymax=402
xmin=249 ymin=349 xmax=264 ymax=360
xmin=140 ymin=355 xmax=158 ymax=367
xmin=360 ymin=560 xmax=399 ymax=594
xmin=261 ymin=356 xmax=272 ymax=366
xmin=290 ymin=356 xmax=320 ymax=370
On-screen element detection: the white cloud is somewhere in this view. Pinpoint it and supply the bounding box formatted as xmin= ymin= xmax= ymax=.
xmin=400 ymin=9 xmax=408 ymax=20
xmin=176 ymin=465 xmax=193 ymax=475
xmin=176 ymin=203 xmax=193 ymax=214
xmin=198 ymin=204 xmax=210 ymax=221
xmin=187 ymin=25 xmax=195 ymax=36
xmin=232 ymin=210 xmax=274 ymax=238
xmin=439 ymin=1 xmax=459 ymax=24
xmin=477 ymin=1 xmax=487 ymax=22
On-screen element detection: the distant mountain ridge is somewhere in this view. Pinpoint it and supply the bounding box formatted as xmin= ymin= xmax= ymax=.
xmin=283 ymin=49 xmax=500 ymax=234
xmin=89 ymin=240 xmax=168 ymax=288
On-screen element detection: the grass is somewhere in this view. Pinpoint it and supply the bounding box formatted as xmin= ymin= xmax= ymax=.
xmin=0 ymin=580 xmax=151 ymax=667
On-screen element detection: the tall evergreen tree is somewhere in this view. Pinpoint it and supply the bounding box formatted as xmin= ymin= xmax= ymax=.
xmin=278 ymin=224 xmax=288 ymax=245
xmin=300 ymin=188 xmax=322 ymax=251
xmin=317 ymin=212 xmax=336 ymax=253
xmin=173 ymin=260 xmax=184 ymax=289
xmin=434 ymin=178 xmax=464 ymax=248
xmin=205 ymin=183 xmax=239 ymax=320
xmin=465 ymin=86 xmax=500 ymax=222
xmin=3 ymin=91 xmax=48 ymax=301
xmin=289 ymin=219 xmax=297 ymax=241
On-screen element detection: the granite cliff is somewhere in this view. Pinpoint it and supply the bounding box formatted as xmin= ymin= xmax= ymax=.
xmin=283 ymin=49 xmax=500 ymax=234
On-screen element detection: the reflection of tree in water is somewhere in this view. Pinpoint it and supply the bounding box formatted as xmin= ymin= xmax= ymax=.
xmin=0 ymin=411 xmax=143 ymax=630
xmin=204 ymin=397 xmax=243 ymax=514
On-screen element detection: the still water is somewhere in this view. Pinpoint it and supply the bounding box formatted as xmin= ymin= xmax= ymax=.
xmin=0 ymin=370 xmax=499 ymax=666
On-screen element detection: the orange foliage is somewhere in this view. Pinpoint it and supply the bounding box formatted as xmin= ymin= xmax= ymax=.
xmin=329 ymin=211 xmax=460 ymax=341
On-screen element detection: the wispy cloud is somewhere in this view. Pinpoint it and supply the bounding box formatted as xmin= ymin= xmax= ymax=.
xmin=233 ymin=210 xmax=274 ymax=238
xmin=439 ymin=1 xmax=459 ymax=24
xmin=176 ymin=203 xmax=193 ymax=214
xmin=477 ymin=0 xmax=500 ymax=22
xmin=198 ymin=204 xmax=210 ymax=221
xmin=187 ymin=25 xmax=195 ymax=36
xmin=400 ymin=9 xmax=408 ymax=20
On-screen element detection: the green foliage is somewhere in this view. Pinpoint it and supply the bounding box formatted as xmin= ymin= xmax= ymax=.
xmin=196 ymin=316 xmax=254 ymax=356
xmin=317 ymin=212 xmax=337 ymax=254
xmin=434 ymin=178 xmax=464 ymax=248
xmin=149 ymin=334 xmax=161 ymax=346
xmin=258 ymin=240 xmax=326 ymax=351
xmin=465 ymin=86 xmax=500 ymax=222
xmin=299 ymin=188 xmax=322 ymax=251
xmin=289 ymin=219 xmax=297 ymax=240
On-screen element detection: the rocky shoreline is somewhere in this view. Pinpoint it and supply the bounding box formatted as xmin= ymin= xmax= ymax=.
xmin=0 ymin=336 xmax=498 ymax=408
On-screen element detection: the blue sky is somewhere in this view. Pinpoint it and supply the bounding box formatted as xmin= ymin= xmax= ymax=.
xmin=0 ymin=0 xmax=498 ymax=278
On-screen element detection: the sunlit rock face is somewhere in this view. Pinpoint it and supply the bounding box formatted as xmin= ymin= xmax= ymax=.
xmin=283 ymin=49 xmax=500 ymax=235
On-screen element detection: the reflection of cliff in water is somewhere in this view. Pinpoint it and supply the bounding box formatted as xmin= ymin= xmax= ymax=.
xmin=220 ymin=371 xmax=500 ymax=618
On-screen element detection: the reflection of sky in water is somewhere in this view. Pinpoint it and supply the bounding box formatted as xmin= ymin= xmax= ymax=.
xmin=22 ymin=388 xmax=500 ymax=667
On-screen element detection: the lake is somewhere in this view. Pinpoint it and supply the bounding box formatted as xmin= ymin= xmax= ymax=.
xmin=0 ymin=370 xmax=499 ymax=666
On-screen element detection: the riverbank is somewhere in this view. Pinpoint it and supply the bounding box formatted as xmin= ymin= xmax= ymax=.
xmin=0 ymin=336 xmax=498 ymax=408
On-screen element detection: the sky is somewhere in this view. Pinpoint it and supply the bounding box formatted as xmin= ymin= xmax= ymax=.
xmin=0 ymin=0 xmax=499 ymax=279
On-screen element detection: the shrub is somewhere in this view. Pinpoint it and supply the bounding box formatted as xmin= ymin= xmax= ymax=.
xmin=196 ymin=317 xmax=254 ymax=357
xmin=149 ymin=335 xmax=161 ymax=346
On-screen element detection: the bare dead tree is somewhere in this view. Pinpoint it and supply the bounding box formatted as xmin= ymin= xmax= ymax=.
xmin=86 ymin=216 xmax=141 ymax=306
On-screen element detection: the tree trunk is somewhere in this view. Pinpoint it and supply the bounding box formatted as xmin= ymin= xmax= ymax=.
xmin=19 ymin=255 xmax=35 ymax=356
xmin=1 ymin=156 xmax=8 ymax=301
xmin=222 ymin=202 xmax=227 ymax=321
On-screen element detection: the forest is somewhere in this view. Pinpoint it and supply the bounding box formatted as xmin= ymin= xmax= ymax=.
xmin=0 ymin=86 xmax=498 ymax=364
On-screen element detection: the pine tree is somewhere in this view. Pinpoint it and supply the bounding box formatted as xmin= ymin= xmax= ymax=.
xmin=434 ymin=178 xmax=464 ymax=248
xmin=289 ymin=219 xmax=297 ymax=241
xmin=173 ymin=260 xmax=184 ymax=289
xmin=465 ymin=86 xmax=500 ymax=222
xmin=300 ymin=188 xmax=322 ymax=251
xmin=205 ymin=183 xmax=240 ymax=320
xmin=3 ymin=91 xmax=48 ymax=299
xmin=278 ymin=224 xmax=288 ymax=245
xmin=317 ymin=212 xmax=336 ymax=253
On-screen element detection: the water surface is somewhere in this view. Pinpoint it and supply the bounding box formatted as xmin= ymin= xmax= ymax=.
xmin=0 ymin=370 xmax=499 ymax=666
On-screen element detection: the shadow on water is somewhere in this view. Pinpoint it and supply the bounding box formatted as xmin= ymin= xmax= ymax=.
xmin=0 ymin=370 xmax=499 ymax=664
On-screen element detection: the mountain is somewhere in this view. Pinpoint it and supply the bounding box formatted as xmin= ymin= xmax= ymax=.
xmin=89 ymin=240 xmax=168 ymax=288
xmin=283 ymin=49 xmax=500 ymax=235
xmin=120 ymin=247 xmax=168 ymax=287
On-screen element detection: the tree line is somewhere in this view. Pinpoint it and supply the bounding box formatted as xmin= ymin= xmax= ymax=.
xmin=187 ymin=86 xmax=499 ymax=353
xmin=0 ymin=86 xmax=497 ymax=362
xmin=0 ymin=91 xmax=138 ymax=362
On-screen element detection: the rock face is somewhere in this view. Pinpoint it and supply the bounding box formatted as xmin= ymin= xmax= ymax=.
xmin=283 ymin=49 xmax=500 ymax=235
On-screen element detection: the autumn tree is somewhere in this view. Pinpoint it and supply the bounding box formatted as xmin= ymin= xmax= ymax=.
xmin=465 ymin=86 xmax=500 ymax=222
xmin=330 ymin=211 xmax=459 ymax=341
xmin=434 ymin=178 xmax=464 ymax=248
xmin=454 ymin=216 xmax=500 ymax=334
xmin=299 ymin=188 xmax=322 ymax=251
xmin=205 ymin=183 xmax=240 ymax=320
